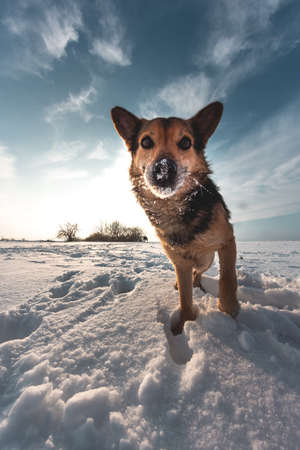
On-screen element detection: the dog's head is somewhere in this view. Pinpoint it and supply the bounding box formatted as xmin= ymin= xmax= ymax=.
xmin=111 ymin=102 xmax=223 ymax=198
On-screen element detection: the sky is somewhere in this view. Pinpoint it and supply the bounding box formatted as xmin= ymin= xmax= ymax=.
xmin=1 ymin=0 xmax=300 ymax=241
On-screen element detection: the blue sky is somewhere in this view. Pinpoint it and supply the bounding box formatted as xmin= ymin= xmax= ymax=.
xmin=1 ymin=0 xmax=300 ymax=241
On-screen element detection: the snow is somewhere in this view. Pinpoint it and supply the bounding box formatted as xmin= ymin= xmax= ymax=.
xmin=0 ymin=240 xmax=300 ymax=449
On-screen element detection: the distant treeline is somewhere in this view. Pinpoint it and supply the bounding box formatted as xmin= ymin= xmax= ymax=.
xmin=57 ymin=221 xmax=147 ymax=243
xmin=86 ymin=221 xmax=147 ymax=242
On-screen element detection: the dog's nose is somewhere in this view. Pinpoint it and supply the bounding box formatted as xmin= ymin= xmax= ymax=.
xmin=152 ymin=158 xmax=177 ymax=187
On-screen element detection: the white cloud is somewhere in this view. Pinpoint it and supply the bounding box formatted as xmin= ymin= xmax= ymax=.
xmin=46 ymin=141 xmax=86 ymax=163
xmin=2 ymin=0 xmax=82 ymax=76
xmin=205 ymin=0 xmax=284 ymax=68
xmin=141 ymin=74 xmax=212 ymax=118
xmin=91 ymin=39 xmax=130 ymax=66
xmin=211 ymin=36 xmax=247 ymax=68
xmin=0 ymin=145 xmax=15 ymax=180
xmin=45 ymin=85 xmax=97 ymax=124
xmin=90 ymin=2 xmax=131 ymax=66
xmin=140 ymin=0 xmax=299 ymax=118
xmin=213 ymin=96 xmax=300 ymax=223
xmin=2 ymin=0 xmax=132 ymax=75
xmin=48 ymin=168 xmax=89 ymax=180
xmin=40 ymin=7 xmax=80 ymax=59
xmin=274 ymin=154 xmax=300 ymax=181
xmin=87 ymin=141 xmax=108 ymax=161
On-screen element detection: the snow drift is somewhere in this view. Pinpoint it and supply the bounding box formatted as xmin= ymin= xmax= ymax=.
xmin=0 ymin=241 xmax=299 ymax=449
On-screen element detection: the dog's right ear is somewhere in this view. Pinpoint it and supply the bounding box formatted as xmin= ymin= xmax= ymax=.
xmin=111 ymin=106 xmax=141 ymax=151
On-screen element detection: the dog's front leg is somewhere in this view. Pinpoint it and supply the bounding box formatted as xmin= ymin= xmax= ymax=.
xmin=171 ymin=264 xmax=197 ymax=335
xmin=217 ymin=238 xmax=239 ymax=317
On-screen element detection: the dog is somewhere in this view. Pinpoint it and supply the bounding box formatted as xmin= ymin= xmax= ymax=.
xmin=111 ymin=102 xmax=239 ymax=335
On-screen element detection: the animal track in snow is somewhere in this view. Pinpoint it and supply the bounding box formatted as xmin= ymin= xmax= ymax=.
xmin=50 ymin=281 xmax=73 ymax=299
xmin=0 ymin=309 xmax=42 ymax=344
xmin=82 ymin=273 xmax=110 ymax=291
xmin=157 ymin=307 xmax=193 ymax=365
xmin=56 ymin=271 xmax=80 ymax=282
xmin=46 ymin=272 xmax=113 ymax=314
xmin=111 ymin=274 xmax=137 ymax=294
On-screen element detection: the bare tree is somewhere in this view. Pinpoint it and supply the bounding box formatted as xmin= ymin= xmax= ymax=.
xmin=86 ymin=221 xmax=147 ymax=242
xmin=57 ymin=223 xmax=79 ymax=242
xmin=106 ymin=221 xmax=126 ymax=240
xmin=127 ymin=226 xmax=145 ymax=242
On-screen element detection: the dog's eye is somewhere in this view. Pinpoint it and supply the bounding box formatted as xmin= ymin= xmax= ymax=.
xmin=141 ymin=136 xmax=154 ymax=149
xmin=178 ymin=136 xmax=192 ymax=150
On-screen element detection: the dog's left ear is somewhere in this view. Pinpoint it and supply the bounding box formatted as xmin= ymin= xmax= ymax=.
xmin=189 ymin=102 xmax=223 ymax=148
xmin=111 ymin=106 xmax=141 ymax=151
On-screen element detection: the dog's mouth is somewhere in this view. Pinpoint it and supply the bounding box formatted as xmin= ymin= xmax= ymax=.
xmin=144 ymin=157 xmax=187 ymax=199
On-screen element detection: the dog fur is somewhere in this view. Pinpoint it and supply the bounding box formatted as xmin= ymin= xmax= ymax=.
xmin=111 ymin=102 xmax=239 ymax=335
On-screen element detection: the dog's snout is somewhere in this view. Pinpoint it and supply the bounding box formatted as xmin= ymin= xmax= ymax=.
xmin=152 ymin=158 xmax=177 ymax=187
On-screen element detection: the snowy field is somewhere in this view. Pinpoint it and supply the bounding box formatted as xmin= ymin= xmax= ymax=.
xmin=0 ymin=241 xmax=300 ymax=450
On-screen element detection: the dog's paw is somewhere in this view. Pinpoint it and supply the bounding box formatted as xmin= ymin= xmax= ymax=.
xmin=170 ymin=311 xmax=184 ymax=335
xmin=170 ymin=306 xmax=198 ymax=335
xmin=218 ymin=299 xmax=240 ymax=318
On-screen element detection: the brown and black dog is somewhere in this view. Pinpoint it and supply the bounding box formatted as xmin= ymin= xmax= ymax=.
xmin=111 ymin=102 xmax=239 ymax=335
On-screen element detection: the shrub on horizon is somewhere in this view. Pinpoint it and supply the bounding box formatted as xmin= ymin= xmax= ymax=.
xmin=86 ymin=221 xmax=147 ymax=242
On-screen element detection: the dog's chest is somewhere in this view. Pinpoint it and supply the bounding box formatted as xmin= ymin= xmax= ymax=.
xmin=138 ymin=194 xmax=183 ymax=229
xmin=136 ymin=189 xmax=212 ymax=245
